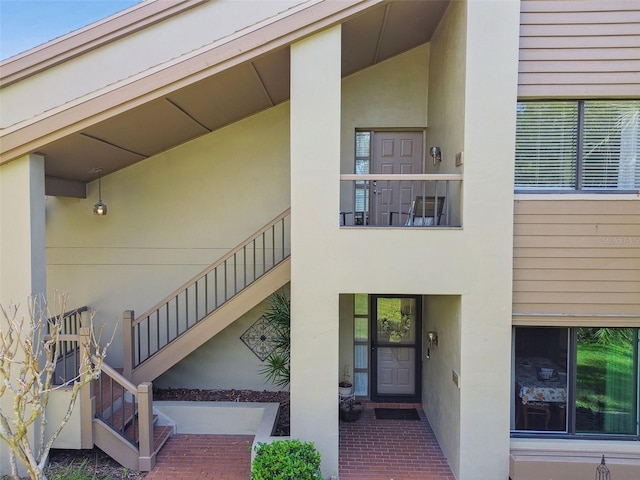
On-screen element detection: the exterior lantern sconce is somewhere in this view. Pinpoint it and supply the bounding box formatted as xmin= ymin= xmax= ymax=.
xmin=596 ymin=455 xmax=611 ymax=480
xmin=425 ymin=331 xmax=438 ymax=359
xmin=430 ymin=146 xmax=442 ymax=166
xmin=91 ymin=168 xmax=107 ymax=216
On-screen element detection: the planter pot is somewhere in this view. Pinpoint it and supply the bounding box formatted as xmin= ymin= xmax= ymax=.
xmin=340 ymin=402 xmax=364 ymax=422
xmin=339 ymin=385 xmax=353 ymax=396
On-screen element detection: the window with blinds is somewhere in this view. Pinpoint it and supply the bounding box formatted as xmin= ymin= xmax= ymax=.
xmin=354 ymin=131 xmax=371 ymax=214
xmin=515 ymin=100 xmax=639 ymax=192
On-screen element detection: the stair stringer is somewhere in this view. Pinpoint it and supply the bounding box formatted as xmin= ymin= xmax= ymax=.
xmin=130 ymin=257 xmax=290 ymax=385
xmin=93 ymin=418 xmax=140 ymax=471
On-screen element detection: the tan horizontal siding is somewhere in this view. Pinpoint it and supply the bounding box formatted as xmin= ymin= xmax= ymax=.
xmin=514 ymin=268 xmax=637 ymax=282
xmin=519 ymin=0 xmax=640 ymax=97
xmin=515 ymin=199 xmax=639 ymax=215
xmin=515 ymin=291 xmax=639 ymax=305
xmin=514 ymin=247 xmax=640 ymax=258
xmin=514 ymin=303 xmax=640 ymax=316
xmin=520 ymin=35 xmax=640 ymax=49
xmin=518 ymin=60 xmax=640 ymax=73
xmin=519 ymin=48 xmax=640 ymax=61
xmin=521 ymin=23 xmax=640 ymax=36
xmin=515 ymin=222 xmax=640 ymax=236
xmin=514 ymin=256 xmax=640 ymax=270
xmin=513 ymin=199 xmax=640 ymax=319
xmin=518 ymin=84 xmax=639 ymax=97
xmin=521 ymin=11 xmax=640 ymax=24
xmin=514 ymin=213 xmax=634 ymax=224
xmin=514 ymin=280 xmax=640 ymax=293
xmin=519 ymin=72 xmax=640 ymax=86
xmin=521 ymin=1 xmax=640 ymax=13
xmin=514 ymin=302 xmax=640 ymax=318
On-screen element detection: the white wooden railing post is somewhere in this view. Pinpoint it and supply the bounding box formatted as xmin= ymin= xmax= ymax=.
xmin=137 ymin=382 xmax=154 ymax=471
xmin=123 ymin=310 xmax=134 ymax=380
xmin=79 ymin=327 xmax=94 ymax=449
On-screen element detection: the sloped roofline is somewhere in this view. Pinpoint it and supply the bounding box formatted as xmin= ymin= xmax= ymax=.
xmin=0 ymin=0 xmax=208 ymax=88
xmin=0 ymin=0 xmax=384 ymax=166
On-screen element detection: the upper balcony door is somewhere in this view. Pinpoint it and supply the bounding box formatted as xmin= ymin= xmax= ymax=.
xmin=370 ymin=131 xmax=424 ymax=226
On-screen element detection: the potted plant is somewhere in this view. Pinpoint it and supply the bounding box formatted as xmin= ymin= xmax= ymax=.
xmin=340 ymin=398 xmax=364 ymax=422
xmin=339 ymin=364 xmax=353 ymax=396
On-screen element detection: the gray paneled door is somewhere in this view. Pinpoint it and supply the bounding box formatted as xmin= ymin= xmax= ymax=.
xmin=372 ymin=295 xmax=421 ymax=401
xmin=370 ymin=131 xmax=424 ymax=226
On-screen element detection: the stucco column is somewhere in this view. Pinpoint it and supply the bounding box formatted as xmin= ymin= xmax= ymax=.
xmin=0 ymin=153 xmax=47 ymax=475
xmin=458 ymin=1 xmax=520 ymax=479
xmin=290 ymin=25 xmax=342 ymax=478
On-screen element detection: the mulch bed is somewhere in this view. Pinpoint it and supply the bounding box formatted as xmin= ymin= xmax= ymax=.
xmin=43 ymin=389 xmax=289 ymax=479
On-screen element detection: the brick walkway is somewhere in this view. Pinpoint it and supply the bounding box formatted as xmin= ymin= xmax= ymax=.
xmin=339 ymin=407 xmax=456 ymax=480
xmin=145 ymin=407 xmax=454 ymax=480
xmin=144 ymin=434 xmax=253 ymax=479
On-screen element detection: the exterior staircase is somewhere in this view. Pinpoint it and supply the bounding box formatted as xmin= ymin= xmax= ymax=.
xmin=91 ymin=363 xmax=172 ymax=471
xmin=54 ymin=209 xmax=291 ymax=471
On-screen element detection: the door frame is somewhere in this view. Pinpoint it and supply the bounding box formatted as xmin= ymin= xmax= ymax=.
xmin=370 ymin=294 xmax=423 ymax=402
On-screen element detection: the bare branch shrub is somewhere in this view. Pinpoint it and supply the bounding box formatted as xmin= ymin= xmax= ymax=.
xmin=0 ymin=294 xmax=112 ymax=480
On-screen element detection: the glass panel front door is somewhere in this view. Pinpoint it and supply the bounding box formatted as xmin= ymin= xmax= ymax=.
xmin=372 ymin=295 xmax=421 ymax=401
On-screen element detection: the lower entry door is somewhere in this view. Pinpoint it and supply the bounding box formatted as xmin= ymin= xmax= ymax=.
xmin=371 ymin=295 xmax=421 ymax=402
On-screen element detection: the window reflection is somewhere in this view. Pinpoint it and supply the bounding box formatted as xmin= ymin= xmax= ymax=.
xmin=513 ymin=327 xmax=639 ymax=437
xmin=514 ymin=328 xmax=568 ymax=432
xmin=576 ymin=328 xmax=636 ymax=435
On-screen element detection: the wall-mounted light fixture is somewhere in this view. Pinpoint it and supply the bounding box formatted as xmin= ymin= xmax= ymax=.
xmin=430 ymin=146 xmax=442 ymax=166
xmin=425 ymin=331 xmax=439 ymax=359
xmin=91 ymin=168 xmax=107 ymax=216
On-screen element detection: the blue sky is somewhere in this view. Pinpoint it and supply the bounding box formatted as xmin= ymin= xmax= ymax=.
xmin=1 ymin=0 xmax=142 ymax=60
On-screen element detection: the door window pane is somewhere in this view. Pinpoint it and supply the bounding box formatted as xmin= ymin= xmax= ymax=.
xmin=575 ymin=328 xmax=637 ymax=435
xmin=354 ymin=372 xmax=368 ymax=396
xmin=354 ymin=345 xmax=368 ymax=369
xmin=354 ymin=293 xmax=368 ymax=316
xmin=353 ymin=293 xmax=369 ymax=397
xmin=354 ymin=318 xmax=368 ymax=342
xmin=376 ymin=297 xmax=416 ymax=344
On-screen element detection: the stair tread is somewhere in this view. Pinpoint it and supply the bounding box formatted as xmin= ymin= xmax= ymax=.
xmin=153 ymin=424 xmax=173 ymax=452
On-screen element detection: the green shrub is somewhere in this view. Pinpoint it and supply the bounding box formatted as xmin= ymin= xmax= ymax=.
xmin=251 ymin=439 xmax=322 ymax=480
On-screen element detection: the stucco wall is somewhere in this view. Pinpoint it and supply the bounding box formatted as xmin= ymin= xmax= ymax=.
xmin=427 ymin=0 xmax=466 ymax=228
xmin=155 ymin=288 xmax=289 ymax=390
xmin=458 ymin=0 xmax=520 ymax=478
xmin=341 ymin=43 xmax=429 ymax=138
xmin=46 ymin=102 xmax=291 ymax=371
xmin=290 ymin=25 xmax=343 ymax=478
xmin=423 ymin=2 xmax=466 ymax=475
xmin=0 ymin=154 xmax=47 ymax=476
xmin=423 ymin=295 xmax=461 ymax=476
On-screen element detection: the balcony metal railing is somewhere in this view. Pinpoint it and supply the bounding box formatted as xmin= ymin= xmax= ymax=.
xmin=339 ymin=174 xmax=463 ymax=227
